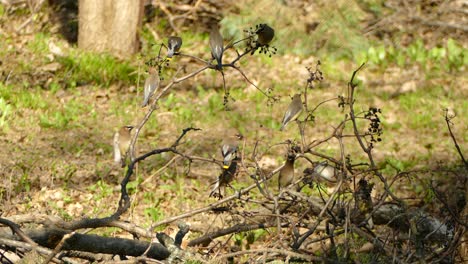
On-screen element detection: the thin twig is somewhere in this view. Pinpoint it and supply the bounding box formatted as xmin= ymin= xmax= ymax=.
xmin=216 ymin=248 xmax=322 ymax=262
xmin=443 ymin=109 xmax=467 ymax=169
xmin=42 ymin=232 xmax=75 ymax=264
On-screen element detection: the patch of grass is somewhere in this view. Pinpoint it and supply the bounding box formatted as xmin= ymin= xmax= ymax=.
xmin=27 ymin=33 xmax=50 ymax=54
xmin=356 ymin=0 xmax=385 ymax=17
xmin=144 ymin=207 xmax=164 ymax=222
xmin=381 ymin=157 xmax=416 ymax=173
xmin=18 ymin=172 xmax=32 ymax=193
xmin=360 ymin=38 xmax=467 ymax=74
xmin=204 ymin=89 xmax=224 ymax=116
xmin=0 ymin=34 xmax=11 ymax=57
xmin=57 ymin=51 xmax=136 ymax=87
xmin=39 ymin=110 xmax=72 ymax=129
xmin=1 ymin=86 xmax=48 ymax=110
xmin=0 ymin=96 xmax=13 ymax=132
xmin=22 ymin=32 xmax=137 ymax=87
xmin=51 ymin=163 xmax=77 ymax=185
xmin=315 ymin=4 xmax=369 ymax=60
xmin=88 ymin=180 xmax=114 ymax=200
xmin=446 ymin=38 xmax=466 ymax=71
xmin=398 ymin=91 xmax=440 ymax=130
xmin=38 ymin=100 xmax=91 ymax=130
xmin=127 ymin=178 xmax=144 ymax=195
xmin=48 ymin=200 xmax=73 ymax=221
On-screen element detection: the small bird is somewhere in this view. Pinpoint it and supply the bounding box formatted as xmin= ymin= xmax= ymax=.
xmin=141 ymin=67 xmax=159 ymax=107
xmin=167 ymin=36 xmax=182 ymax=58
xmin=353 ymin=179 xmax=374 ymax=228
xmin=278 ymin=153 xmax=296 ymax=189
xmin=113 ymin=125 xmax=134 ymax=167
xmin=221 ymin=133 xmax=243 ymax=169
xmin=210 ymin=157 xmax=240 ymax=198
xmin=303 ymin=161 xmax=342 ymax=194
xmin=280 ymin=94 xmax=303 ymax=131
xmin=210 ymin=24 xmax=224 ymax=71
xmin=256 ymin=24 xmax=275 ymax=46
xmin=311 ymin=161 xmax=337 ymax=184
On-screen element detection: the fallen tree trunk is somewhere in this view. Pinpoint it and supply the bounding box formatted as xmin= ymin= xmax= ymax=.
xmin=1 ymin=227 xmax=170 ymax=260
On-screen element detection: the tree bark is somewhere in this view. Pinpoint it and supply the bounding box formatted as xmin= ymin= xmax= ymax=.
xmin=78 ymin=0 xmax=144 ymax=57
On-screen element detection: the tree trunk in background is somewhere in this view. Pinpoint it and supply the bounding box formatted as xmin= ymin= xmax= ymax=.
xmin=78 ymin=0 xmax=144 ymax=57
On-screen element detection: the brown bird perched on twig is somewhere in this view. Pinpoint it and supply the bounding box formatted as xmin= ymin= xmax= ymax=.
xmin=210 ymin=157 xmax=240 ymax=198
xmin=278 ymin=152 xmax=296 ymax=189
xmin=221 ymin=133 xmax=243 ymax=169
xmin=167 ymin=36 xmax=182 ymax=59
xmin=280 ymin=94 xmax=303 ymax=131
xmin=210 ymin=24 xmax=224 ymax=71
xmin=141 ymin=67 xmax=159 ymax=107
xmin=256 ymin=23 xmax=275 ymax=46
xmin=353 ymin=179 xmax=374 ymax=228
xmin=113 ymin=125 xmax=134 ymax=167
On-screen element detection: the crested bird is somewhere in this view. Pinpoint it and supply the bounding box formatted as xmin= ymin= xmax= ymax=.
xmin=167 ymin=36 xmax=182 ymax=58
xmin=221 ymin=133 xmax=243 ymax=169
xmin=280 ymin=94 xmax=303 ymax=131
xmin=210 ymin=24 xmax=224 ymax=71
xmin=113 ymin=125 xmax=134 ymax=167
xmin=256 ymin=24 xmax=275 ymax=46
xmin=210 ymin=157 xmax=240 ymax=198
xmin=141 ymin=67 xmax=160 ymax=107
xmin=278 ymin=152 xmax=296 ymax=189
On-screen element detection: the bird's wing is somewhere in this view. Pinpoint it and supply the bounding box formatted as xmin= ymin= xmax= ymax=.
xmin=167 ymin=47 xmax=175 ymax=58
xmin=142 ymin=77 xmax=151 ymax=106
xmin=142 ymin=74 xmax=159 ymax=107
xmin=113 ymin=132 xmax=121 ymax=164
xmin=210 ymin=31 xmax=223 ymax=58
xmin=209 ymin=178 xmax=220 ymax=197
xmin=281 ymin=108 xmax=293 ymax=125
xmin=212 ymin=45 xmax=223 ymax=57
xmin=222 ymin=144 xmax=237 ymax=163
xmin=281 ymin=104 xmax=303 ymax=125
xmin=221 ymin=144 xmax=229 ymax=156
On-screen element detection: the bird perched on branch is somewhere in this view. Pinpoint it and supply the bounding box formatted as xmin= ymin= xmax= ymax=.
xmin=113 ymin=125 xmax=134 ymax=167
xmin=141 ymin=67 xmax=160 ymax=107
xmin=221 ymin=133 xmax=243 ymax=169
xmin=256 ymin=24 xmax=275 ymax=46
xmin=210 ymin=157 xmax=240 ymax=198
xmin=353 ymin=179 xmax=374 ymax=229
xmin=280 ymin=94 xmax=303 ymax=131
xmin=303 ymin=161 xmax=341 ymax=195
xmin=210 ymin=24 xmax=224 ymax=71
xmin=167 ymin=36 xmax=182 ymax=59
xmin=278 ymin=152 xmax=296 ymax=189
xmin=311 ymin=161 xmax=337 ymax=184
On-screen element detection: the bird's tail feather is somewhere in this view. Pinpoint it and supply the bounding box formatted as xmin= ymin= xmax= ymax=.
xmin=209 ymin=179 xmax=220 ymax=197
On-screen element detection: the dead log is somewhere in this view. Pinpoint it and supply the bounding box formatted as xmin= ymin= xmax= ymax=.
xmin=1 ymin=227 xmax=170 ymax=260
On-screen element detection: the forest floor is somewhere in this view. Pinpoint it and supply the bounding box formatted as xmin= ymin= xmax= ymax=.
xmin=0 ymin=0 xmax=467 ymax=263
